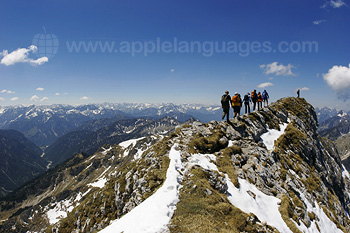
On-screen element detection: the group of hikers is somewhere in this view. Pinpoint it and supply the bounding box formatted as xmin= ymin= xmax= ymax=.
xmin=221 ymin=89 xmax=269 ymax=122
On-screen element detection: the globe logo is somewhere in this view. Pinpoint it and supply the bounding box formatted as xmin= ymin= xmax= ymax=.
xmin=32 ymin=29 xmax=59 ymax=59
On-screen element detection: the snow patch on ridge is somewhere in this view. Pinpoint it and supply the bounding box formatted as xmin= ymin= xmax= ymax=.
xmin=188 ymin=153 xmax=217 ymax=171
xmin=226 ymin=177 xmax=292 ymax=233
xmin=261 ymin=122 xmax=288 ymax=150
xmin=46 ymin=198 xmax=75 ymax=224
xmin=119 ymin=137 xmax=146 ymax=158
xmin=45 ymin=187 xmax=94 ymax=224
xmin=342 ymin=165 xmax=350 ymax=179
xmin=89 ymin=177 xmax=108 ymax=188
xmin=293 ymin=189 xmax=343 ymax=233
xmin=100 ymin=144 xmax=184 ymax=233
xmin=88 ymin=166 xmax=112 ymax=188
xmin=341 ymin=165 xmax=350 ymax=200
xmin=119 ymin=138 xmax=144 ymax=148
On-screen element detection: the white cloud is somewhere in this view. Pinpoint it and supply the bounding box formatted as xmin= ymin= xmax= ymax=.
xmin=170 ymin=69 xmax=175 ymax=72
xmin=40 ymin=97 xmax=48 ymax=102
xmin=36 ymin=87 xmax=44 ymax=91
xmin=30 ymin=95 xmax=40 ymax=102
xmin=323 ymin=64 xmax=350 ymax=100
xmin=0 ymin=45 xmax=48 ymax=66
xmin=322 ymin=0 xmax=346 ymax=8
xmin=257 ymin=82 xmax=274 ymax=88
xmin=0 ymin=97 xmax=4 ymax=101
xmin=300 ymin=87 xmax=310 ymax=91
xmin=294 ymin=87 xmax=310 ymax=92
xmin=80 ymin=96 xmax=89 ymax=100
xmin=260 ymin=62 xmax=296 ymax=76
xmin=330 ymin=0 xmax=346 ymax=8
xmin=10 ymin=97 xmax=18 ymax=101
xmin=55 ymin=93 xmax=60 ymax=96
xmin=30 ymin=95 xmax=48 ymax=102
xmin=1 ymin=89 xmax=15 ymax=94
xmin=313 ymin=20 xmax=326 ymax=25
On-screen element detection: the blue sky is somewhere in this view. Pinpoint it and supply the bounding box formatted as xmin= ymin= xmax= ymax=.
xmin=1 ymin=0 xmax=350 ymax=109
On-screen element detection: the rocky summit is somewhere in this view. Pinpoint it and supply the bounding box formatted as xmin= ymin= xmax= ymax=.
xmin=0 ymin=97 xmax=349 ymax=233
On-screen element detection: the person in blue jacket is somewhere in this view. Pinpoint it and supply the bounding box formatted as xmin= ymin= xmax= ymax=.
xmin=262 ymin=90 xmax=269 ymax=107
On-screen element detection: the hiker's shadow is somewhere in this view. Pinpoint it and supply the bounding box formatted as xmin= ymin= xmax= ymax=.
xmin=227 ymin=121 xmax=234 ymax=127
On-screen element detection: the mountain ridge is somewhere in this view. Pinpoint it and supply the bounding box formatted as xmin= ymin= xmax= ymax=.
xmin=43 ymin=116 xmax=186 ymax=167
xmin=1 ymin=97 xmax=349 ymax=232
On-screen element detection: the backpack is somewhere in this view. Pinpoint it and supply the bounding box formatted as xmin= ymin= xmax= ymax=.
xmin=251 ymin=91 xmax=255 ymax=99
xmin=221 ymin=95 xmax=229 ymax=105
xmin=232 ymin=95 xmax=239 ymax=103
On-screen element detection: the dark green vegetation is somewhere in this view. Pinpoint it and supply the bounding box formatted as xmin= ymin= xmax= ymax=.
xmin=0 ymin=129 xmax=47 ymax=198
xmin=188 ymin=128 xmax=228 ymax=154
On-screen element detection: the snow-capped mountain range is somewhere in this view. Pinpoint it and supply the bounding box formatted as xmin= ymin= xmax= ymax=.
xmin=315 ymin=106 xmax=348 ymax=124
xmin=0 ymin=104 xmax=345 ymax=147
xmin=0 ymin=103 xmax=221 ymax=122
xmin=0 ymin=103 xmax=221 ymax=146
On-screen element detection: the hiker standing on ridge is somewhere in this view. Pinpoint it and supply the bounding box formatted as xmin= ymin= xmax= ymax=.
xmin=297 ymin=89 xmax=300 ymax=98
xmin=262 ymin=89 xmax=269 ymax=107
xmin=231 ymin=92 xmax=242 ymax=118
xmin=243 ymin=92 xmax=251 ymax=114
xmin=221 ymin=91 xmax=232 ymax=122
xmin=257 ymin=92 xmax=263 ymax=110
xmin=238 ymin=93 xmax=243 ymax=116
xmin=251 ymin=90 xmax=258 ymax=111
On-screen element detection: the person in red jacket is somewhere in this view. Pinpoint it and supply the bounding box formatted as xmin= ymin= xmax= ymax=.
xmin=257 ymin=92 xmax=263 ymax=110
xmin=251 ymin=90 xmax=258 ymax=111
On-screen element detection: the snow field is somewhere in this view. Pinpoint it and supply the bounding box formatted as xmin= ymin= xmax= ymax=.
xmin=99 ymin=143 xmax=184 ymax=233
xmin=261 ymin=122 xmax=289 ymax=150
xmin=46 ymin=198 xmax=75 ymax=224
